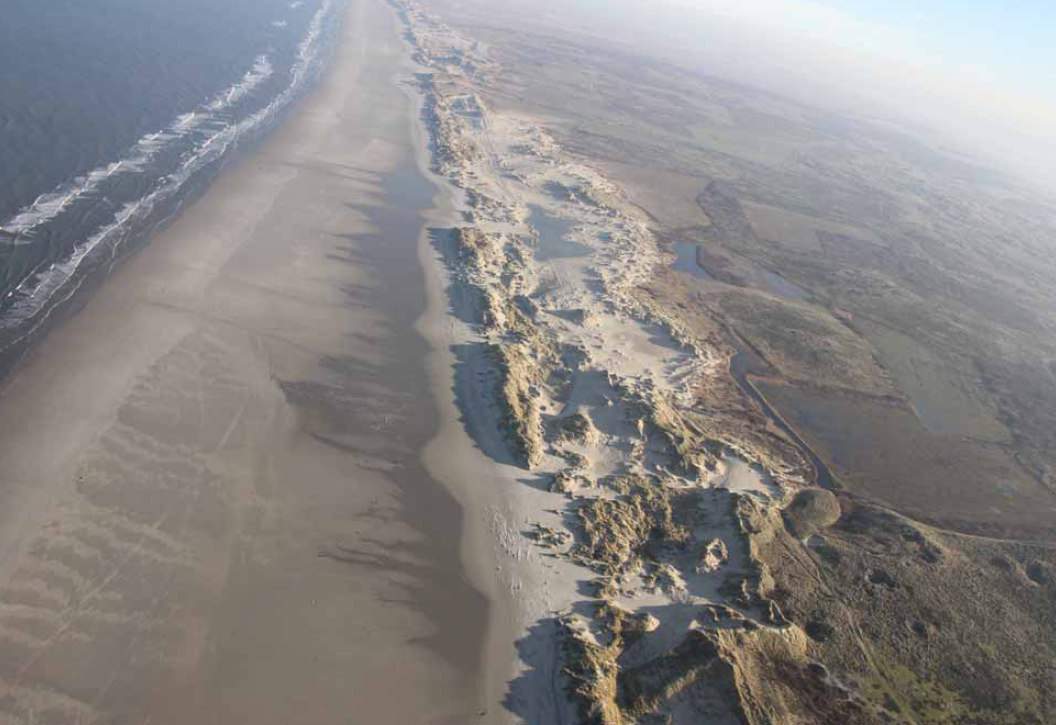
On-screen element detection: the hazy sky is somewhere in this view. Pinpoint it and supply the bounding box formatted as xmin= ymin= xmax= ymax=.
xmin=443 ymin=0 xmax=1056 ymax=185
xmin=639 ymin=0 xmax=1056 ymax=186
xmin=796 ymin=0 xmax=1054 ymax=92
xmin=687 ymin=0 xmax=1055 ymax=97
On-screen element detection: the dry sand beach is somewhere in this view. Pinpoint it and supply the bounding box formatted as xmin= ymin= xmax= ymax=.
xmin=0 ymin=0 xmax=509 ymax=722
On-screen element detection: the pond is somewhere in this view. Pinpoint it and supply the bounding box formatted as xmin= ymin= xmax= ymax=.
xmin=528 ymin=205 xmax=590 ymax=261
xmin=672 ymin=242 xmax=714 ymax=280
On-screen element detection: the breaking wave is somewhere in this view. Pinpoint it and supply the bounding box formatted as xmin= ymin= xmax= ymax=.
xmin=0 ymin=0 xmax=336 ymax=355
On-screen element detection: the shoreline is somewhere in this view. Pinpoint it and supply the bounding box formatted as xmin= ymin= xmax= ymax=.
xmin=0 ymin=1 xmax=341 ymax=382
xmin=0 ymin=1 xmax=495 ymax=721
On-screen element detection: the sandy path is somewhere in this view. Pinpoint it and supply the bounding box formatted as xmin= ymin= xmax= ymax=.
xmin=0 ymin=1 xmax=493 ymax=723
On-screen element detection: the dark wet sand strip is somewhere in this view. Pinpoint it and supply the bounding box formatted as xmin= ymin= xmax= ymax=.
xmin=0 ymin=1 xmax=488 ymax=722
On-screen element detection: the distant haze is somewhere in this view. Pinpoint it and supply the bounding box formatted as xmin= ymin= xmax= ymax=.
xmin=441 ymin=0 xmax=1056 ymax=189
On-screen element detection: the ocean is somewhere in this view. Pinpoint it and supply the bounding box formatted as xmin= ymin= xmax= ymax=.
xmin=0 ymin=0 xmax=339 ymax=365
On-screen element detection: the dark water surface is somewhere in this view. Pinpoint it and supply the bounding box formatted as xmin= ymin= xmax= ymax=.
xmin=0 ymin=0 xmax=339 ymax=362
xmin=757 ymin=267 xmax=809 ymax=301
xmin=528 ymin=204 xmax=589 ymax=260
xmin=672 ymin=241 xmax=714 ymax=280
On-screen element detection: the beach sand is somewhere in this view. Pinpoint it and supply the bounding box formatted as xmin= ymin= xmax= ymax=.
xmin=0 ymin=1 xmax=501 ymax=722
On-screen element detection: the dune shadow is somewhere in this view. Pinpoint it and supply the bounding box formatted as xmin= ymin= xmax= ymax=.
xmin=450 ymin=341 xmax=518 ymax=468
xmin=503 ymin=617 xmax=578 ymax=725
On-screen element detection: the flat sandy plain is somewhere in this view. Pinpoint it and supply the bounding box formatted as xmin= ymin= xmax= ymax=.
xmin=0 ymin=1 xmax=503 ymax=722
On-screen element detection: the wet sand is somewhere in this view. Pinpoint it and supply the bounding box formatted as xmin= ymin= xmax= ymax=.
xmin=0 ymin=1 xmax=492 ymax=723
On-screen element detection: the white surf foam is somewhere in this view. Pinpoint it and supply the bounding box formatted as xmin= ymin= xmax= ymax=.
xmin=206 ymin=55 xmax=274 ymax=113
xmin=1 ymin=0 xmax=335 ymax=340
xmin=1 ymin=52 xmax=275 ymax=238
